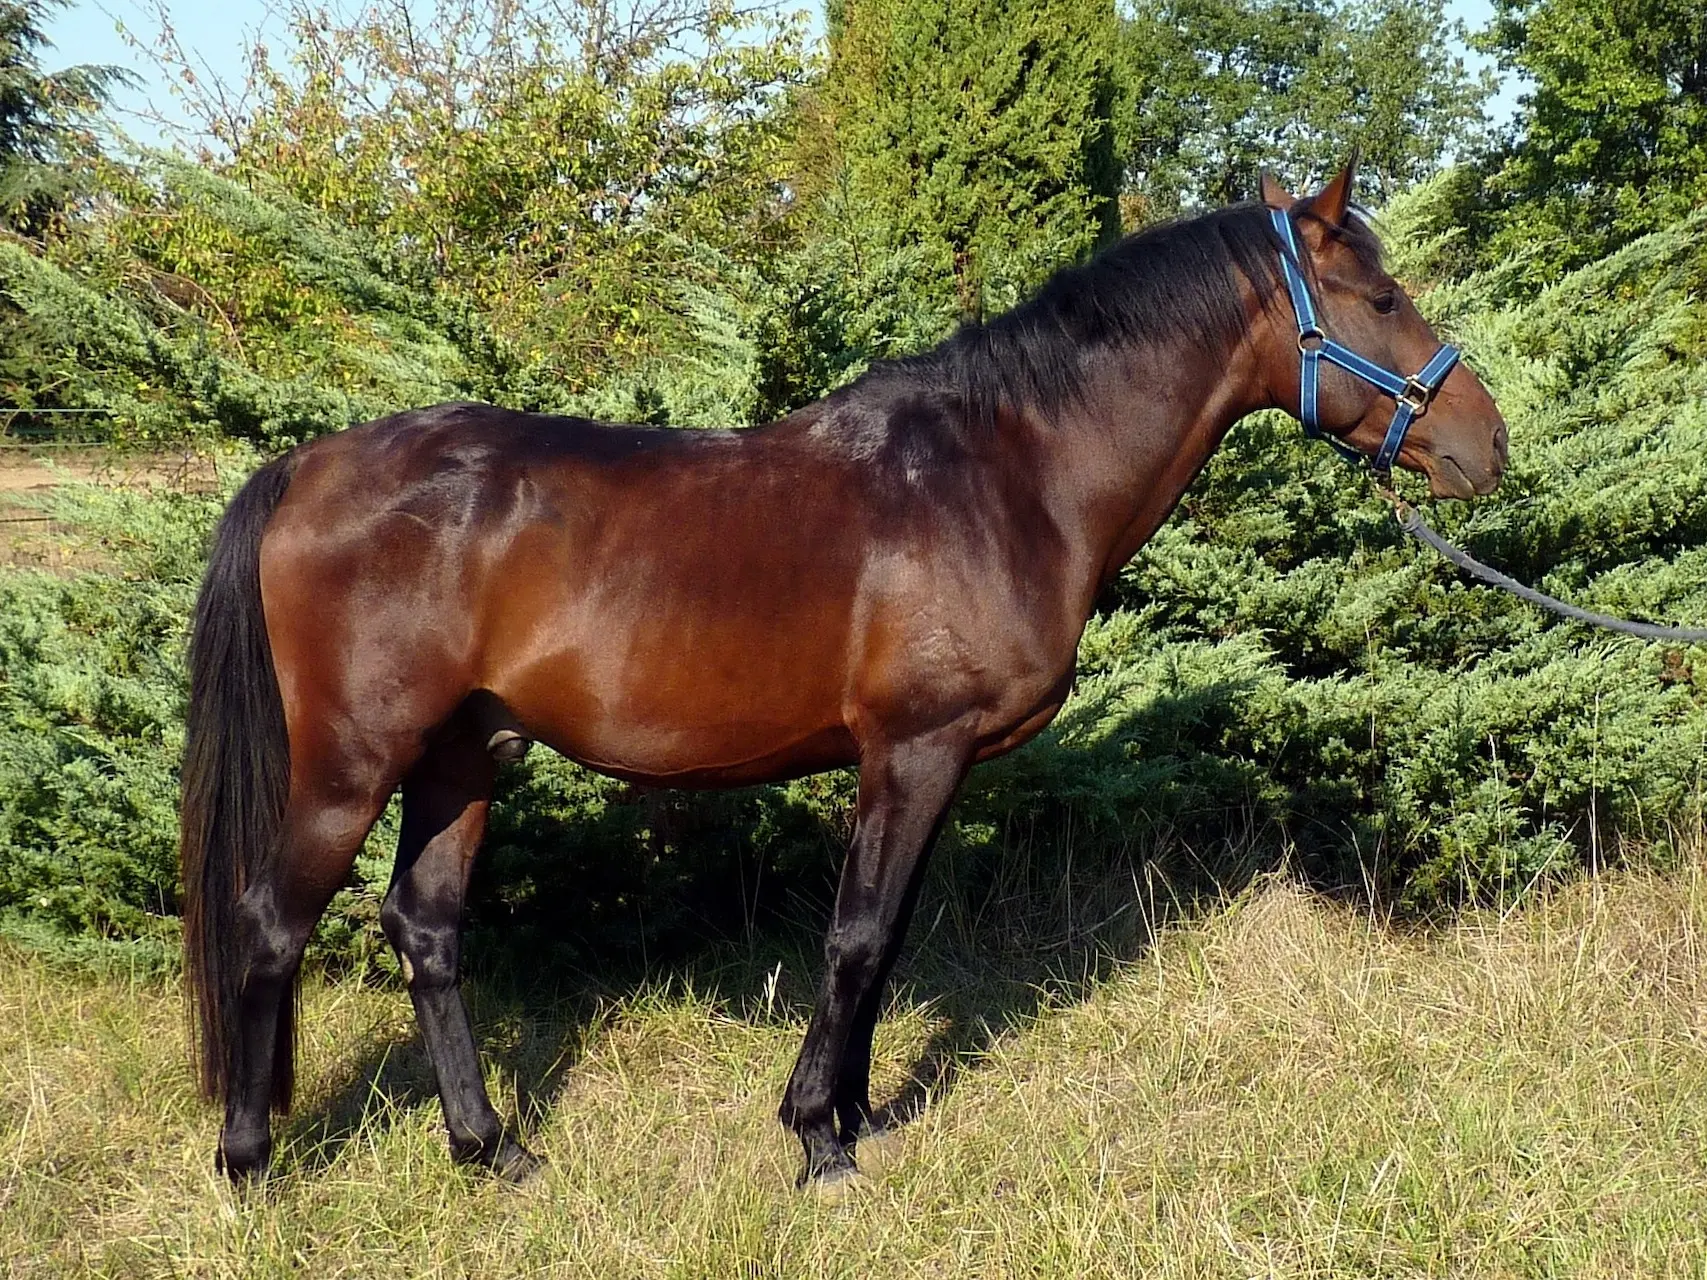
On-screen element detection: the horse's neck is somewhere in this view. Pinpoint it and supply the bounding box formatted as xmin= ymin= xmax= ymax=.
xmin=1038 ymin=329 xmax=1272 ymax=596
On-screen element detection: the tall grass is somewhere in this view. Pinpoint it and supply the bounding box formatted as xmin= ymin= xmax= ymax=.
xmin=4 ymin=851 xmax=1707 ymax=1276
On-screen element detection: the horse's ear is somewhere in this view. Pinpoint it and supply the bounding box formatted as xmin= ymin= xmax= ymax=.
xmin=1260 ymin=171 xmax=1296 ymax=210
xmin=1302 ymin=151 xmax=1359 ymax=225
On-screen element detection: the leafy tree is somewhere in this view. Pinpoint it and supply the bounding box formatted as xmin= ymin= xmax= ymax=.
xmin=1 ymin=153 xmax=492 ymax=444
xmin=807 ymin=0 xmax=1123 ymax=323
xmin=1473 ymin=0 xmax=1707 ymax=274
xmin=158 ymin=0 xmax=814 ymax=401
xmin=1119 ymin=0 xmax=1489 ymax=220
xmin=0 ymin=0 xmax=124 ymax=234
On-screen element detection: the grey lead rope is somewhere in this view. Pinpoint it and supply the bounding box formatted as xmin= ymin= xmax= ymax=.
xmin=1381 ymin=491 xmax=1707 ymax=644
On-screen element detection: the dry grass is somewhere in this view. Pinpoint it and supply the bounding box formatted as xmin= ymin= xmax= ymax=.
xmin=6 ymin=861 xmax=1707 ymax=1278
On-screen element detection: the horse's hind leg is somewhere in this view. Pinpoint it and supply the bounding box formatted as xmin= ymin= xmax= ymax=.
xmin=219 ymin=768 xmax=394 ymax=1180
xmin=380 ymin=731 xmax=538 ymax=1180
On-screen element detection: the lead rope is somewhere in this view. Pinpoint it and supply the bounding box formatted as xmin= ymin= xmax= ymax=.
xmin=1373 ymin=483 xmax=1707 ymax=644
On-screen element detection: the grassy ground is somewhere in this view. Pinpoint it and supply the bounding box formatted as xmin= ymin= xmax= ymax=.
xmin=5 ymin=859 xmax=1707 ymax=1278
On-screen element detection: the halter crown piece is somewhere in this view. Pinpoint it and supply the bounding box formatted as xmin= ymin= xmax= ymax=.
xmin=1268 ymin=206 xmax=1460 ymax=476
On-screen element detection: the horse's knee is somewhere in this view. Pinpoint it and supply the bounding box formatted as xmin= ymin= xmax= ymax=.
xmin=823 ymin=927 xmax=884 ymax=990
xmin=380 ymin=895 xmax=460 ymax=990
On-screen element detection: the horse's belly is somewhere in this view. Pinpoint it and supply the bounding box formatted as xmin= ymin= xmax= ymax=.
xmin=562 ymin=721 xmax=857 ymax=787
xmin=492 ymin=636 xmax=857 ymax=787
xmin=526 ymin=699 xmax=857 ymax=787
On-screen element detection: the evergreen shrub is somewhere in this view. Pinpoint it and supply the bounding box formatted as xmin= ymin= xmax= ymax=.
xmin=2 ymin=212 xmax=1704 ymax=969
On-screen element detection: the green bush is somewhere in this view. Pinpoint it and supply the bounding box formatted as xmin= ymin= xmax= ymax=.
xmin=0 ymin=482 xmax=209 ymax=957
xmin=3 ymin=210 xmax=1705 ymax=971
xmin=1101 ymin=205 xmax=1707 ymax=902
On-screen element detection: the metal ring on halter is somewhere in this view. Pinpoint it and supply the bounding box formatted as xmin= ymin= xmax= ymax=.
xmin=1297 ymin=329 xmax=1325 ymax=353
xmin=1399 ymin=377 xmax=1432 ymax=415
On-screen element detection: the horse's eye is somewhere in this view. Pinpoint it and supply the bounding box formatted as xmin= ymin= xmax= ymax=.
xmin=1373 ymin=291 xmax=1398 ymax=314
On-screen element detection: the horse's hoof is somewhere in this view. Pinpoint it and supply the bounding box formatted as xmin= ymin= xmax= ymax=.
xmin=492 ymin=1141 xmax=545 ymax=1187
xmin=796 ymin=1141 xmax=861 ymax=1193
xmin=219 ymin=1163 xmax=269 ymax=1194
xmin=850 ymin=1125 xmax=902 ymax=1177
xmin=805 ymin=1161 xmax=868 ymax=1201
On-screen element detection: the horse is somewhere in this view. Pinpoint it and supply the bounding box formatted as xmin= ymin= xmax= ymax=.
xmin=180 ymin=161 xmax=1507 ymax=1189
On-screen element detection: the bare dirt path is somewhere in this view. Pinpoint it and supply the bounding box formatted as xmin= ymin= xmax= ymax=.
xmin=0 ymin=448 xmax=220 ymax=572
xmin=0 ymin=448 xmax=220 ymax=493
xmin=0 ymin=453 xmax=87 ymax=492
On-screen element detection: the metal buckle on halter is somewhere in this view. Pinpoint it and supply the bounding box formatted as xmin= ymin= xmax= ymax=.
xmin=1399 ymin=377 xmax=1432 ymax=416
xmin=1297 ymin=328 xmax=1325 ymax=353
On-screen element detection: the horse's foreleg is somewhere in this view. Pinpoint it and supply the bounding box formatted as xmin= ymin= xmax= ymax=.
xmin=779 ymin=728 xmax=967 ymax=1185
xmin=381 ymin=735 xmax=539 ymax=1181
xmin=832 ymin=856 xmax=932 ymax=1146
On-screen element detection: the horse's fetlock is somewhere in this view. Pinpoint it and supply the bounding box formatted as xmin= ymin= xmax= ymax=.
xmin=447 ymin=1123 xmax=505 ymax=1166
xmin=217 ymin=1127 xmax=273 ymax=1183
xmin=780 ymin=1081 xmax=834 ymax=1133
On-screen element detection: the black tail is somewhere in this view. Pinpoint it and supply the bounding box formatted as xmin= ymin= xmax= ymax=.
xmin=181 ymin=454 xmax=299 ymax=1110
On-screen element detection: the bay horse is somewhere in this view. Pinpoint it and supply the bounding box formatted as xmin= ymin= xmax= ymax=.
xmin=180 ymin=162 xmax=1507 ymax=1188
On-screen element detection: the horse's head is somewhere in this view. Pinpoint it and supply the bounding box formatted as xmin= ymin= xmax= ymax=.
xmin=1260 ymin=161 xmax=1507 ymax=498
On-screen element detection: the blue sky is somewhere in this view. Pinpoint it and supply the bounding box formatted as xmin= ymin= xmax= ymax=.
xmin=45 ymin=0 xmax=1522 ymax=153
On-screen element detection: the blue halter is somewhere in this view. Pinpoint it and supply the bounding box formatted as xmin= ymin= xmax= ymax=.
xmin=1268 ymin=206 xmax=1459 ymax=475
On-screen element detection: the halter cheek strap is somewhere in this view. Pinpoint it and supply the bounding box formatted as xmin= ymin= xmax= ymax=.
xmin=1268 ymin=207 xmax=1459 ymax=475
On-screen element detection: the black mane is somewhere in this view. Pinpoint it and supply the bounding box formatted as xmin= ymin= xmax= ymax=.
xmin=860 ymin=200 xmax=1384 ymax=422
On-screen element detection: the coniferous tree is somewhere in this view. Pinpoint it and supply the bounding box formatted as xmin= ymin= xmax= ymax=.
xmin=1117 ymin=0 xmax=1489 ymax=220
xmin=810 ymin=0 xmax=1123 ymax=323
xmin=0 ymin=0 xmax=124 ymax=234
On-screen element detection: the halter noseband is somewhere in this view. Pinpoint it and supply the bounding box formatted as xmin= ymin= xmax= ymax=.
xmin=1269 ymin=206 xmax=1459 ymax=475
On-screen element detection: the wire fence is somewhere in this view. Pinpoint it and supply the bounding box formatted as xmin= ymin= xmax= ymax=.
xmin=0 ymin=407 xmax=119 ymax=447
xmin=0 ymin=407 xmax=225 ymax=497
